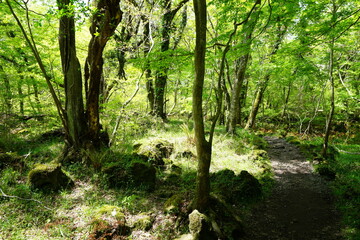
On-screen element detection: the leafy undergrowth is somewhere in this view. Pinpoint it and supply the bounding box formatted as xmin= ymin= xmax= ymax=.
xmin=285 ymin=133 xmax=360 ymax=240
xmin=0 ymin=116 xmax=272 ymax=239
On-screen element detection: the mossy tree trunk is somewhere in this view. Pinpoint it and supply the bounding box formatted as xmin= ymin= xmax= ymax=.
xmin=84 ymin=0 xmax=122 ymax=148
xmin=153 ymin=0 xmax=189 ymax=120
xmin=57 ymin=0 xmax=87 ymax=149
xmin=193 ymin=0 xmax=211 ymax=212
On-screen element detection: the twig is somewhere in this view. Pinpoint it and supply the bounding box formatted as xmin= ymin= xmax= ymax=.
xmin=0 ymin=187 xmax=53 ymax=211
xmin=333 ymin=146 xmax=360 ymax=155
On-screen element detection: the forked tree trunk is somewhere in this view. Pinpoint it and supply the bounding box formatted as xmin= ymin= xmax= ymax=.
xmin=193 ymin=0 xmax=210 ymax=212
xmin=85 ymin=0 xmax=122 ymax=147
xmin=228 ymin=0 xmax=260 ymax=134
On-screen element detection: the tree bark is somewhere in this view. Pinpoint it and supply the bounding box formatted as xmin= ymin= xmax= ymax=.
xmin=154 ymin=0 xmax=189 ymax=119
xmin=85 ymin=0 xmax=122 ymax=147
xmin=228 ymin=0 xmax=260 ymax=134
xmin=322 ymin=39 xmax=335 ymax=157
xmin=193 ymin=0 xmax=210 ymax=212
xmin=57 ymin=0 xmax=86 ymax=149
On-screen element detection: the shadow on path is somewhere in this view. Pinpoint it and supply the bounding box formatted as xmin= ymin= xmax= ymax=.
xmin=241 ymin=136 xmax=342 ymax=240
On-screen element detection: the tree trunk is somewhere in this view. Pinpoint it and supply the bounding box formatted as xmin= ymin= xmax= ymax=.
xmin=192 ymin=0 xmax=210 ymax=212
xmin=0 ymin=66 xmax=12 ymax=113
xmin=57 ymin=0 xmax=87 ymax=149
xmin=322 ymin=39 xmax=335 ymax=158
xmin=154 ymin=0 xmax=189 ymax=119
xmin=143 ymin=20 xmax=155 ymax=113
xmin=85 ymin=0 xmax=122 ymax=147
xmin=228 ymin=0 xmax=260 ymax=134
xmin=17 ymin=80 xmax=24 ymax=116
xmin=245 ymin=77 xmax=268 ymax=129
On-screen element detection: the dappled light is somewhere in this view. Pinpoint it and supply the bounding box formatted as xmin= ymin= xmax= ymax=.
xmin=0 ymin=0 xmax=359 ymax=239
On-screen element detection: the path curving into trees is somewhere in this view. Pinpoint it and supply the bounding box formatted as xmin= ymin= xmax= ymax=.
xmin=241 ymin=136 xmax=343 ymax=240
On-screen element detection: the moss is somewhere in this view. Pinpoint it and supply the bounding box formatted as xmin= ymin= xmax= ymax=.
xmin=28 ymin=163 xmax=73 ymax=191
xmin=164 ymin=194 xmax=183 ymax=214
xmin=132 ymin=213 xmax=153 ymax=231
xmin=134 ymin=138 xmax=174 ymax=166
xmin=95 ymin=205 xmax=125 ymax=221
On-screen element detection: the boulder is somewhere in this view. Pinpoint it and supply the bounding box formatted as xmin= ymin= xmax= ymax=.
xmin=102 ymin=161 xmax=156 ymax=191
xmin=211 ymin=169 xmax=262 ymax=203
xmin=164 ymin=194 xmax=183 ymax=214
xmin=131 ymin=213 xmax=153 ymax=231
xmin=28 ymin=164 xmax=73 ymax=191
xmin=189 ymin=210 xmax=217 ymax=240
xmin=134 ymin=139 xmax=174 ymax=166
xmin=129 ymin=162 xmax=156 ymax=191
xmin=89 ymin=205 xmax=130 ymax=239
xmin=0 ymin=153 xmax=23 ymax=171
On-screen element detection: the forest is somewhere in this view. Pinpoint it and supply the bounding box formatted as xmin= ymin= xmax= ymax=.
xmin=0 ymin=0 xmax=359 ymax=239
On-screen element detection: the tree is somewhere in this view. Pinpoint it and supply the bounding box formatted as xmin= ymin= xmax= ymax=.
xmin=57 ymin=0 xmax=87 ymax=149
xmin=84 ymin=0 xmax=122 ymax=148
xmin=227 ymin=0 xmax=262 ymax=133
xmin=153 ymin=0 xmax=189 ymax=119
xmin=192 ymin=0 xmax=210 ymax=211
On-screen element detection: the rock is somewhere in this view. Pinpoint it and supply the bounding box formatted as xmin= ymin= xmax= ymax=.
xmin=89 ymin=205 xmax=130 ymax=239
xmin=0 ymin=153 xmax=23 ymax=171
xmin=189 ymin=210 xmax=217 ymax=240
xmin=176 ymin=150 xmax=195 ymax=159
xmin=102 ymin=161 xmax=156 ymax=191
xmin=236 ymin=170 xmax=262 ymax=200
xmin=102 ymin=163 xmax=129 ymax=188
xmin=211 ymin=169 xmax=262 ymax=203
xmin=28 ymin=164 xmax=73 ymax=191
xmin=174 ymin=234 xmax=193 ymax=240
xmin=131 ymin=213 xmax=153 ymax=231
xmin=164 ymin=194 xmax=183 ymax=214
xmin=134 ymin=138 xmax=174 ymax=166
xmin=317 ymin=165 xmax=336 ymax=180
xmin=129 ymin=162 xmax=156 ymax=191
xmin=208 ymin=195 xmax=244 ymax=239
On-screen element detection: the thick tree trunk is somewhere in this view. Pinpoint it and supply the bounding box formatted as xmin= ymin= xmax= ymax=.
xmin=193 ymin=0 xmax=210 ymax=212
xmin=58 ymin=0 xmax=86 ymax=149
xmin=85 ymin=0 xmax=122 ymax=147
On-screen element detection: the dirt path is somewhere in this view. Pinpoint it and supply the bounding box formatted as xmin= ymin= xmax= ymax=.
xmin=241 ymin=136 xmax=343 ymax=240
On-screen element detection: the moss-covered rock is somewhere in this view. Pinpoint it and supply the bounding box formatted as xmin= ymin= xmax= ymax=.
xmin=134 ymin=138 xmax=174 ymax=166
xmin=316 ymin=164 xmax=336 ymax=180
xmin=28 ymin=163 xmax=73 ymax=191
xmin=131 ymin=213 xmax=153 ymax=231
xmin=211 ymin=169 xmax=262 ymax=204
xmin=0 ymin=152 xmax=24 ymax=172
xmin=208 ymin=195 xmax=244 ymax=239
xmin=102 ymin=161 xmax=156 ymax=191
xmin=89 ymin=205 xmax=130 ymax=239
xmin=129 ymin=162 xmax=156 ymax=191
xmin=189 ymin=210 xmax=217 ymax=240
xmin=164 ymin=194 xmax=183 ymax=214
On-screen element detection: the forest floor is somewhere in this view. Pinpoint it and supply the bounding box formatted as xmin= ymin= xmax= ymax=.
xmin=241 ymin=136 xmax=343 ymax=240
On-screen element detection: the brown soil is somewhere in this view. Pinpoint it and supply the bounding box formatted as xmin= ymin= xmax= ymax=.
xmin=241 ymin=136 xmax=343 ymax=240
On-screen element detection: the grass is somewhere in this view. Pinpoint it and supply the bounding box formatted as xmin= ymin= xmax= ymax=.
xmin=0 ymin=115 xmax=272 ymax=239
